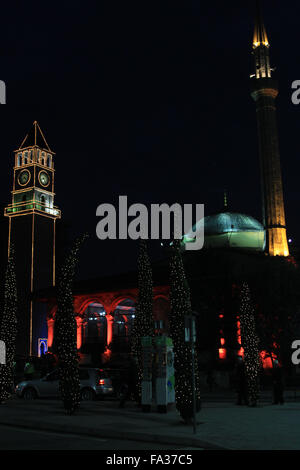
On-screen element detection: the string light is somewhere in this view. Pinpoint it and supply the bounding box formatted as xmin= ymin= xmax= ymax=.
xmin=131 ymin=240 xmax=154 ymax=397
xmin=239 ymin=282 xmax=260 ymax=407
xmin=0 ymin=246 xmax=17 ymax=403
xmin=169 ymin=240 xmax=201 ymax=422
xmin=54 ymin=234 xmax=88 ymax=414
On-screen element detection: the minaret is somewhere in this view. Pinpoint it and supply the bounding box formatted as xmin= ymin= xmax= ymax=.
xmin=4 ymin=122 xmax=61 ymax=356
xmin=250 ymin=0 xmax=289 ymax=257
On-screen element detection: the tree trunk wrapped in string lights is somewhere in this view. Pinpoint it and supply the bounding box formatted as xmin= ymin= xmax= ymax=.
xmin=54 ymin=234 xmax=88 ymax=414
xmin=131 ymin=240 xmax=154 ymax=397
xmin=239 ymin=282 xmax=260 ymax=407
xmin=0 ymin=247 xmax=17 ymax=403
xmin=169 ymin=240 xmax=201 ymax=422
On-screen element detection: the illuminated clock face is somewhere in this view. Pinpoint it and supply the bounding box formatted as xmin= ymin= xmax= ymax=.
xmin=39 ymin=171 xmax=50 ymax=187
xmin=18 ymin=169 xmax=30 ymax=186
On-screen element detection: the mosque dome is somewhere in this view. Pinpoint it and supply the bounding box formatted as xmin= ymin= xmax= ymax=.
xmin=183 ymin=211 xmax=266 ymax=252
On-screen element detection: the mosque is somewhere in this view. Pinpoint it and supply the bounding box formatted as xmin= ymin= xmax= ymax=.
xmin=3 ymin=3 xmax=298 ymax=377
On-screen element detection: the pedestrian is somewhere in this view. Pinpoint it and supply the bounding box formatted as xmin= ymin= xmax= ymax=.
xmin=272 ymin=359 xmax=284 ymax=405
xmin=206 ymin=369 xmax=215 ymax=392
xmin=235 ymin=357 xmax=248 ymax=406
xmin=24 ymin=358 xmax=35 ymax=380
xmin=119 ymin=355 xmax=139 ymax=408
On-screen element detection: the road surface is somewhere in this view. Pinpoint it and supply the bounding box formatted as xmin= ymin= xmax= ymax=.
xmin=0 ymin=424 xmax=203 ymax=450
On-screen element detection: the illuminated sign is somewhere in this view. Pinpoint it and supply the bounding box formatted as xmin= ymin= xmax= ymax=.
xmin=38 ymin=338 xmax=48 ymax=357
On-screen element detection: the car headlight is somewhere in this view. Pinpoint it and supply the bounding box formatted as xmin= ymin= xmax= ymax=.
xmin=15 ymin=382 xmax=25 ymax=390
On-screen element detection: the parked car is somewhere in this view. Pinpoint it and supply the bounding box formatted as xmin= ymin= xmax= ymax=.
xmin=102 ymin=368 xmax=127 ymax=399
xmin=15 ymin=368 xmax=113 ymax=401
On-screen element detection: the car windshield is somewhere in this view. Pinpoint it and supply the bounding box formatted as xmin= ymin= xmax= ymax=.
xmin=46 ymin=370 xmax=59 ymax=381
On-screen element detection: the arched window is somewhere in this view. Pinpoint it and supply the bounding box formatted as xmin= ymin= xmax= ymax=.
xmin=47 ymin=155 xmax=51 ymax=168
xmin=21 ymin=194 xmax=27 ymax=211
xmin=113 ymin=298 xmax=136 ymax=338
xmin=113 ymin=312 xmax=126 ymax=337
xmin=17 ymin=154 xmax=22 ymax=166
xmin=24 ymin=152 xmax=28 ymax=164
xmin=82 ymin=302 xmax=107 ymax=345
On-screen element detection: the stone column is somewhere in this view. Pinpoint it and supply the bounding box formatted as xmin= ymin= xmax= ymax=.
xmin=47 ymin=318 xmax=55 ymax=349
xmin=76 ymin=317 xmax=84 ymax=350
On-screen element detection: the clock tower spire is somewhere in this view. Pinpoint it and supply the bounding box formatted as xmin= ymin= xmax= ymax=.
xmin=250 ymin=1 xmax=289 ymax=257
xmin=4 ymin=121 xmax=61 ymax=356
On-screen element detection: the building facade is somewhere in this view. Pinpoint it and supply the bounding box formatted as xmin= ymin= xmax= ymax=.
xmin=3 ymin=4 xmax=294 ymax=370
xmin=37 ymin=275 xmax=170 ymax=363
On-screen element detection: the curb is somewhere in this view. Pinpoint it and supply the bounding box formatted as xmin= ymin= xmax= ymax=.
xmin=0 ymin=417 xmax=227 ymax=450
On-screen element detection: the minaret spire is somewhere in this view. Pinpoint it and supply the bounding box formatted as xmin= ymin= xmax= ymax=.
xmin=253 ymin=0 xmax=269 ymax=49
xmin=252 ymin=0 xmax=271 ymax=79
xmin=250 ymin=1 xmax=289 ymax=257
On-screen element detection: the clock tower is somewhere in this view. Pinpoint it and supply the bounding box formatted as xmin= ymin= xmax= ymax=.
xmin=4 ymin=121 xmax=61 ymax=357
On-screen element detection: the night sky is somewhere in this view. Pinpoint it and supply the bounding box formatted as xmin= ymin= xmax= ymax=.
xmin=1 ymin=0 xmax=300 ymax=280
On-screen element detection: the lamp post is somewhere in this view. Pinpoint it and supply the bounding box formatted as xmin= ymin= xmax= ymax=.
xmin=184 ymin=314 xmax=197 ymax=434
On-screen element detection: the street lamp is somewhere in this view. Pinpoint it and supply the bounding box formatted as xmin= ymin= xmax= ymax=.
xmin=184 ymin=314 xmax=197 ymax=434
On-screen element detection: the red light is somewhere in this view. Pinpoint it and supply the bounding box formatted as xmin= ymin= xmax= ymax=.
xmin=238 ymin=347 xmax=244 ymax=357
xmin=220 ymin=337 xmax=225 ymax=346
xmin=260 ymin=350 xmax=277 ymax=369
xmin=99 ymin=379 xmax=105 ymax=385
xmin=219 ymin=348 xmax=227 ymax=360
